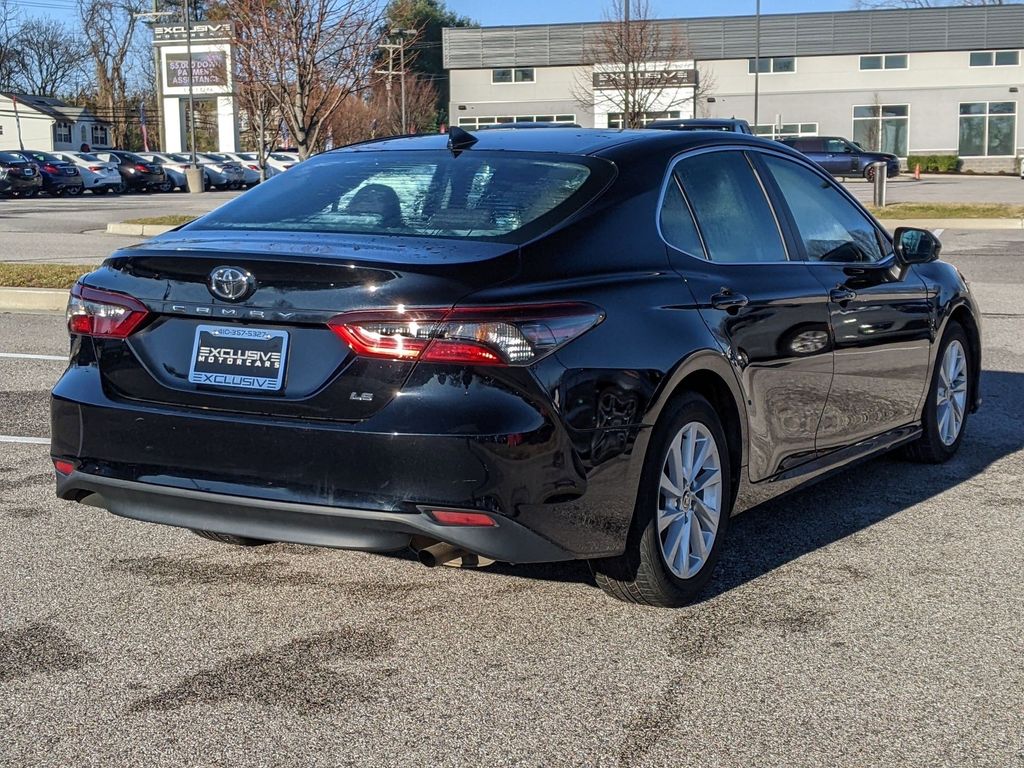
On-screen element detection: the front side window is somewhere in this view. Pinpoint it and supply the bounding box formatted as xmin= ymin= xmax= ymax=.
xmin=959 ymin=101 xmax=1016 ymax=156
xmin=673 ymin=151 xmax=787 ymax=264
xmin=192 ymin=150 xmax=613 ymax=244
xmin=762 ymin=154 xmax=884 ymax=264
xmin=853 ymin=104 xmax=909 ymax=156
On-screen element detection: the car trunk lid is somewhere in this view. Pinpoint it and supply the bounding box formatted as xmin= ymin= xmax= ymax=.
xmin=82 ymin=231 xmax=519 ymax=422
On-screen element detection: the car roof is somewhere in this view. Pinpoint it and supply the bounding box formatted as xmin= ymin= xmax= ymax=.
xmin=335 ymin=127 xmax=777 ymax=157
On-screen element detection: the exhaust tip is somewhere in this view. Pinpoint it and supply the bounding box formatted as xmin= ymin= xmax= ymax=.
xmin=418 ymin=542 xmax=466 ymax=568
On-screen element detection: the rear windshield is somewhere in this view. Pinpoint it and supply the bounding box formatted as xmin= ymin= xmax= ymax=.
xmin=190 ymin=149 xmax=614 ymax=243
xmin=0 ymin=152 xmax=27 ymax=163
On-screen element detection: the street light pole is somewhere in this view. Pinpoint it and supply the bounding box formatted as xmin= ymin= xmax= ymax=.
xmin=753 ymin=0 xmax=761 ymax=131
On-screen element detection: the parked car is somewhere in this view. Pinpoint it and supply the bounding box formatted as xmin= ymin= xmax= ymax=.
xmin=94 ymin=150 xmax=167 ymax=192
xmin=264 ymin=151 xmax=300 ymax=176
xmin=780 ymin=136 xmax=900 ymax=180
xmin=169 ymin=152 xmax=244 ymax=189
xmin=18 ymin=150 xmax=85 ymax=196
xmin=0 ymin=151 xmax=43 ymax=197
xmin=646 ymin=118 xmax=753 ymax=134
xmin=53 ymin=151 xmax=123 ymax=195
xmin=52 ymin=128 xmax=980 ymax=607
xmin=136 ymin=152 xmax=192 ymax=192
xmin=206 ymin=152 xmax=260 ymax=187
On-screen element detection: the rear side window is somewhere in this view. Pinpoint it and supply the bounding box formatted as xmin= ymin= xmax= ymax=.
xmin=659 ymin=176 xmax=704 ymax=257
xmin=193 ymin=150 xmax=613 ymax=243
xmin=762 ymin=154 xmax=885 ymax=263
xmin=674 ymin=151 xmax=788 ymax=263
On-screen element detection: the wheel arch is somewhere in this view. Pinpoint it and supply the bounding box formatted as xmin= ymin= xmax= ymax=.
xmin=948 ymin=302 xmax=982 ymax=412
xmin=632 ymin=351 xmax=748 ymax=515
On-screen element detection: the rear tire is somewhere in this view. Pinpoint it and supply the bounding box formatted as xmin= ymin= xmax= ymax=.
xmin=904 ymin=322 xmax=971 ymax=463
xmin=191 ymin=529 xmax=270 ymax=547
xmin=592 ymin=392 xmax=732 ymax=607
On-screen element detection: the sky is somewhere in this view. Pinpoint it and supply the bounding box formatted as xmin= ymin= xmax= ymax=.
xmin=447 ymin=0 xmax=857 ymax=27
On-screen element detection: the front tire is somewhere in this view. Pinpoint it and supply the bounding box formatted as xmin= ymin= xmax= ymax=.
xmin=905 ymin=323 xmax=971 ymax=463
xmin=191 ymin=529 xmax=270 ymax=547
xmin=592 ymin=393 xmax=732 ymax=607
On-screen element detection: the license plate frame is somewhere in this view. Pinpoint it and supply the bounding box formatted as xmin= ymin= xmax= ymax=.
xmin=188 ymin=324 xmax=289 ymax=392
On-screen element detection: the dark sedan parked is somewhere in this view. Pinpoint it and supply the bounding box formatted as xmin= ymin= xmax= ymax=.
xmin=52 ymin=128 xmax=980 ymax=606
xmin=780 ymin=136 xmax=900 ymax=180
xmin=95 ymin=150 xmax=167 ymax=192
xmin=0 ymin=151 xmax=43 ymax=197
xmin=18 ymin=150 xmax=85 ymax=196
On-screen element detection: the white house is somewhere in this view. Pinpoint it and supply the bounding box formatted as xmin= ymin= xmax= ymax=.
xmin=0 ymin=93 xmax=111 ymax=152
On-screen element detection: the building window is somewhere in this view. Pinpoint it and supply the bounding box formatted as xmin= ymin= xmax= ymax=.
xmin=860 ymin=54 xmax=908 ymax=70
xmin=457 ymin=114 xmax=575 ymax=129
xmin=753 ymin=122 xmax=818 ymax=140
xmin=0 ymin=125 xmax=4 ymax=136
xmin=959 ymin=102 xmax=1016 ymax=156
xmin=491 ymin=68 xmax=535 ymax=84
xmin=852 ymin=104 xmax=909 ymax=157
xmin=970 ymin=50 xmax=1020 ymax=67
xmin=607 ymin=111 xmax=681 ymax=129
xmin=54 ymin=122 xmax=72 ymax=143
xmin=748 ymin=56 xmax=795 ymax=74
xmin=91 ymin=124 xmax=109 ymax=146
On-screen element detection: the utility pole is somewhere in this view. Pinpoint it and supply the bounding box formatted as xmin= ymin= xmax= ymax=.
xmin=753 ymin=0 xmax=761 ymax=131
xmin=184 ymin=0 xmax=198 ymax=167
xmin=378 ymin=29 xmax=416 ymax=134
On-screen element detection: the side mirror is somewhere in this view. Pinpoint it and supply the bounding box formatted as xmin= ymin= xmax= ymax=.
xmin=893 ymin=226 xmax=941 ymax=265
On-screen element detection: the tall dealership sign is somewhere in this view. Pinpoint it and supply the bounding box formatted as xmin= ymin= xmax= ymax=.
xmin=152 ymin=22 xmax=239 ymax=152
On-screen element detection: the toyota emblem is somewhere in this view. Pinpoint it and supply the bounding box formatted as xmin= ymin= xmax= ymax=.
xmin=208 ymin=266 xmax=255 ymax=302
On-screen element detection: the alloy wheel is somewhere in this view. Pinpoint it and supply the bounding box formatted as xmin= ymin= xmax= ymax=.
xmin=937 ymin=339 xmax=968 ymax=446
xmin=657 ymin=421 xmax=723 ymax=579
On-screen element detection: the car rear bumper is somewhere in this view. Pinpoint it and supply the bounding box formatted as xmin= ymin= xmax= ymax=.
xmin=57 ymin=471 xmax=573 ymax=562
xmin=51 ymin=366 xmax=637 ymax=561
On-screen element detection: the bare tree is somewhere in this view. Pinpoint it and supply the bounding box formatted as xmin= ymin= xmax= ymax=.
xmin=11 ymin=19 xmax=89 ymax=97
xmin=323 ymin=73 xmax=437 ymax=147
xmin=78 ymin=0 xmax=145 ymax=146
xmin=575 ymin=0 xmax=714 ymax=129
xmin=230 ymin=0 xmax=385 ymax=159
xmin=0 ymin=0 xmax=19 ymax=89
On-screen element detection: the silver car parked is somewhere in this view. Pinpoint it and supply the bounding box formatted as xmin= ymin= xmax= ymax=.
xmin=53 ymin=152 xmax=123 ymax=194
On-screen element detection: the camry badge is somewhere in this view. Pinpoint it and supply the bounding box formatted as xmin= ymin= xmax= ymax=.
xmin=208 ymin=266 xmax=255 ymax=302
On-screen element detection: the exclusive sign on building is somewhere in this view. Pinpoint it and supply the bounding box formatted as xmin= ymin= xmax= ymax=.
xmin=153 ymin=22 xmax=239 ymax=153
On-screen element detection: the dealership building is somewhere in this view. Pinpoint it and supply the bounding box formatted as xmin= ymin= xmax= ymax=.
xmin=443 ymin=4 xmax=1024 ymax=171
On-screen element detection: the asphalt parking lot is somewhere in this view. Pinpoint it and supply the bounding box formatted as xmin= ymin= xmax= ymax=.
xmin=0 ymin=227 xmax=1022 ymax=766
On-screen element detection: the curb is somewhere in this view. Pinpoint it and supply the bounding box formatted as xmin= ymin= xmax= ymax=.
xmin=0 ymin=287 xmax=68 ymax=312
xmin=876 ymin=217 xmax=1024 ymax=230
xmin=106 ymin=223 xmax=176 ymax=236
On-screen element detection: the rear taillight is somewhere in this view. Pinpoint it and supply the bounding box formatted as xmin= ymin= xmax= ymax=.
xmin=134 ymin=163 xmax=149 ymax=172
xmin=42 ymin=163 xmax=59 ymax=173
xmin=328 ymin=303 xmax=603 ymax=367
xmin=67 ymin=283 xmax=150 ymax=339
xmin=53 ymin=459 xmax=76 ymax=475
xmin=88 ymin=166 xmax=103 ymax=172
xmin=246 ymin=164 xmax=259 ymax=170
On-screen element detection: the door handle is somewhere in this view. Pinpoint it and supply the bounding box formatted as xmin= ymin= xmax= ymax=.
xmin=711 ymin=291 xmax=750 ymax=311
xmin=830 ymin=287 xmax=857 ymax=304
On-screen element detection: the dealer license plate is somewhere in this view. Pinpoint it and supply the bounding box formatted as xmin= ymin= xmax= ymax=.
xmin=188 ymin=325 xmax=289 ymax=392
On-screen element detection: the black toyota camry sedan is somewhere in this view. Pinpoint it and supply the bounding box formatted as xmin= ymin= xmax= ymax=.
xmin=51 ymin=128 xmax=981 ymax=606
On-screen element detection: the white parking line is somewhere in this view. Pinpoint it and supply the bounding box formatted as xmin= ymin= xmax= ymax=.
xmin=0 ymin=435 xmax=50 ymax=445
xmin=0 ymin=352 xmax=65 ymax=361
xmin=933 ymin=228 xmax=945 ymax=237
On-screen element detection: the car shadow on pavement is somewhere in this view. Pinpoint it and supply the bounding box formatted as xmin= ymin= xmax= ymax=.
xmin=493 ymin=369 xmax=1024 ymax=598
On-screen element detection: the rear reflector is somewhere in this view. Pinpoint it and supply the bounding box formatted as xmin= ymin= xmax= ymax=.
xmin=328 ymin=303 xmax=603 ymax=367
xmin=426 ymin=509 xmax=497 ymax=527
xmin=53 ymin=459 xmax=75 ymax=475
xmin=67 ymin=283 xmax=150 ymax=339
